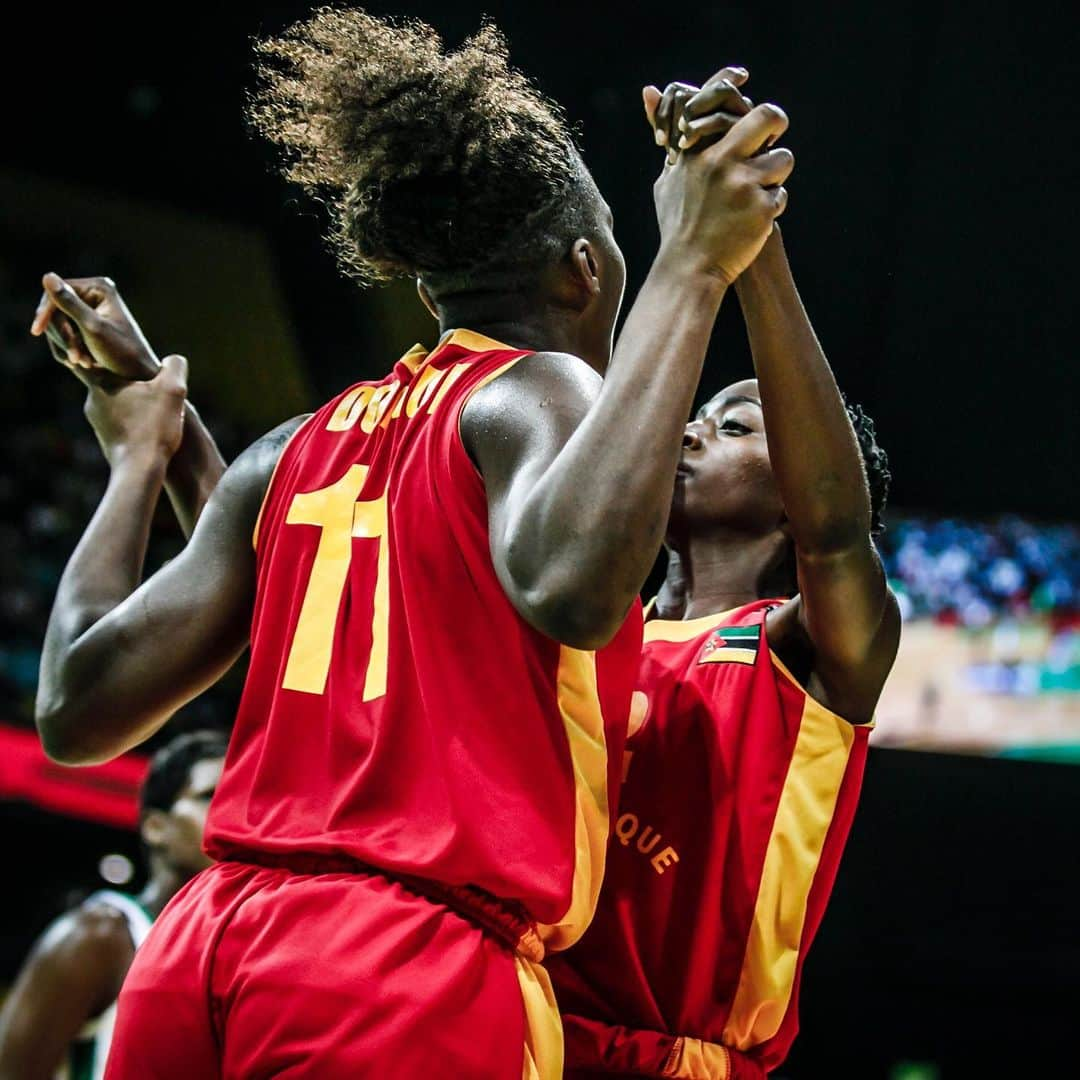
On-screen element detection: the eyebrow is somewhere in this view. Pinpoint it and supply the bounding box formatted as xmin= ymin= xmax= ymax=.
xmin=698 ymin=394 xmax=762 ymax=418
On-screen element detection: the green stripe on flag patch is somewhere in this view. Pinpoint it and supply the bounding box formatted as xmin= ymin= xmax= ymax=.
xmin=699 ymin=623 xmax=762 ymax=665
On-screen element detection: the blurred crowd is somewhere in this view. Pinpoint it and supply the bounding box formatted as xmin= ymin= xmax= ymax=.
xmin=879 ymin=516 xmax=1080 ymax=626
xmin=879 ymin=516 xmax=1080 ymax=697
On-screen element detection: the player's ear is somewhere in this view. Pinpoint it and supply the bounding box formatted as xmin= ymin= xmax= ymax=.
xmin=569 ymin=238 xmax=602 ymax=300
xmin=140 ymin=809 xmax=169 ymax=849
xmin=545 ymin=238 xmax=602 ymax=314
xmin=416 ymin=278 xmax=438 ymax=320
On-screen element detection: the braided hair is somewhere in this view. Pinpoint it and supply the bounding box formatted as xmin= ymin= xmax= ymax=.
xmin=845 ymin=399 xmax=891 ymax=536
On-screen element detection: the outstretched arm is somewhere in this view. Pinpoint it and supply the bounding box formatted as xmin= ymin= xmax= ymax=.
xmin=32 ymin=273 xmax=227 ymax=536
xmin=35 ymin=361 xmax=304 ymax=763
xmin=739 ymin=230 xmax=900 ymax=720
xmin=0 ymin=907 xmax=133 ymax=1080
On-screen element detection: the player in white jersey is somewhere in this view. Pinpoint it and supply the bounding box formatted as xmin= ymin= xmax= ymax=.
xmin=0 ymin=730 xmax=226 ymax=1080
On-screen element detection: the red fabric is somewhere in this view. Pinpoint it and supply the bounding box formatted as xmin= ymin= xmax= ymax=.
xmin=226 ymin=848 xmax=543 ymax=961
xmin=550 ymin=601 xmax=870 ymax=1074
xmin=105 ymin=859 xmax=528 ymax=1079
xmin=205 ymin=336 xmax=641 ymax=925
xmin=562 ymin=1015 xmax=767 ymax=1079
xmin=562 ymin=1013 xmax=676 ymax=1077
xmin=0 ymin=723 xmax=146 ymax=828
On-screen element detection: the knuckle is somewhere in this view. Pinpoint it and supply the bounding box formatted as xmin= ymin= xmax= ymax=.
xmin=727 ymin=175 xmax=755 ymax=207
xmin=760 ymin=102 xmax=789 ymax=127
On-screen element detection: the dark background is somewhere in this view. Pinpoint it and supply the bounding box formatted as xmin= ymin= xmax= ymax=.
xmin=4 ymin=0 xmax=1076 ymax=519
xmin=1 ymin=2 xmax=1077 ymax=1076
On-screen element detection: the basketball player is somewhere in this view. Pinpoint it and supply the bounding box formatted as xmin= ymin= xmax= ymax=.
xmin=546 ymin=86 xmax=900 ymax=1079
xmin=0 ymin=731 xmax=226 ymax=1080
xmin=31 ymin=9 xmax=792 ymax=1075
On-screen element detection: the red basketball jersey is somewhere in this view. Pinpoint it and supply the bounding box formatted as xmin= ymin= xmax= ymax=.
xmin=205 ymin=329 xmax=642 ymax=948
xmin=549 ymin=599 xmax=870 ymax=1072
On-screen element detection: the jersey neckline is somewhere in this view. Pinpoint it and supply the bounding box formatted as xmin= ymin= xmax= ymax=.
xmin=642 ymin=598 xmax=783 ymax=644
xmin=399 ymin=328 xmax=517 ymax=373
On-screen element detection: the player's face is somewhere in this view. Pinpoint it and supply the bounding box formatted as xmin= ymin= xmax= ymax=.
xmin=670 ymin=379 xmax=785 ymax=537
xmin=163 ymin=756 xmax=224 ymax=875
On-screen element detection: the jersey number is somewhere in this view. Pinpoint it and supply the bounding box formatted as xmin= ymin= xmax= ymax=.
xmin=281 ymin=464 xmax=388 ymax=699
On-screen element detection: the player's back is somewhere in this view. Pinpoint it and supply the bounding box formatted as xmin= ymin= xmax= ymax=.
xmin=205 ymin=330 xmax=641 ymax=946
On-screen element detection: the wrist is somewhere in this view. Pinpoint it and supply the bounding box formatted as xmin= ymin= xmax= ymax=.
xmin=735 ymin=226 xmax=787 ymax=293
xmin=165 ymin=403 xmax=225 ymax=478
xmin=106 ymin=441 xmax=172 ymax=475
xmin=650 ymin=244 xmax=731 ymax=303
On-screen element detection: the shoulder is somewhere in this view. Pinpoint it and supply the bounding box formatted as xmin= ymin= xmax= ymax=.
xmin=236 ymin=414 xmax=312 ymax=482
xmin=4 ymin=901 xmax=135 ymax=1025
xmin=28 ymin=902 xmax=134 ymax=974
xmin=462 ymin=351 xmax=599 ymax=436
xmin=213 ymin=414 xmax=312 ymax=522
xmin=460 ymin=352 xmax=599 ymax=473
xmin=767 ymin=587 xmax=901 ymax=723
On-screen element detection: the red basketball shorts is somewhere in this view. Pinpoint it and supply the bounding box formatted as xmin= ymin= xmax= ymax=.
xmin=104 ymin=860 xmax=560 ymax=1078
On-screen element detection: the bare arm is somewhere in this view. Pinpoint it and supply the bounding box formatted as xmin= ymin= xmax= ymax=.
xmin=465 ymin=101 xmax=794 ymax=648
xmin=465 ymin=260 xmax=727 ymax=647
xmin=739 ymin=230 xmax=900 ymax=720
xmin=0 ymin=907 xmax=133 ymax=1080
xmin=35 ymin=369 xmax=305 ymax=763
xmin=163 ymin=401 xmax=227 ymax=536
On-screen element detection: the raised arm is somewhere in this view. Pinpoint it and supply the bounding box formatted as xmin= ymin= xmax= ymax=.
xmin=739 ymin=231 xmax=900 ymax=720
xmin=465 ymin=100 xmax=794 ymax=649
xmin=32 ymin=274 xmax=227 ymax=536
xmin=35 ymin=360 xmax=305 ymax=763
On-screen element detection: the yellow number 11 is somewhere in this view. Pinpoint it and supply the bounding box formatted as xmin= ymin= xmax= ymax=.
xmin=281 ymin=464 xmax=389 ymax=699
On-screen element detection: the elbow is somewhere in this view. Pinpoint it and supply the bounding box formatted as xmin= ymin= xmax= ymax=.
xmin=36 ymin=718 xmax=96 ymax=766
xmin=539 ymin=601 xmax=627 ymax=651
xmin=510 ymin=567 xmax=632 ymax=651
xmin=791 ymin=514 xmax=872 ymax=559
xmin=38 ymin=728 xmax=93 ymax=766
xmin=35 ymin=700 xmax=116 ymax=766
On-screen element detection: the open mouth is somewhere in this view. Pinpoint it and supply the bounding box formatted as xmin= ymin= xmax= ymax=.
xmin=675 ymin=462 xmax=694 ymax=478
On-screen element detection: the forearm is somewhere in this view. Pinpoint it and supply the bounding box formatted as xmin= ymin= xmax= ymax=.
xmin=36 ymin=451 xmax=167 ymax=730
xmin=737 ymin=229 xmax=870 ymax=551
xmin=164 ymin=403 xmax=227 ymax=537
xmin=515 ymin=253 xmax=725 ymax=636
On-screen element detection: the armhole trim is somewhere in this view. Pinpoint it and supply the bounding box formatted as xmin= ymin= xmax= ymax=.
xmin=453 ymin=354 xmax=529 ymax=484
xmin=251 ymin=415 xmax=315 ymax=552
xmin=769 ymin=649 xmax=875 ymax=730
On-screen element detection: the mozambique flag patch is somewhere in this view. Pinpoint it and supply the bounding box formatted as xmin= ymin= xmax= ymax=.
xmin=699 ymin=624 xmax=761 ymax=666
